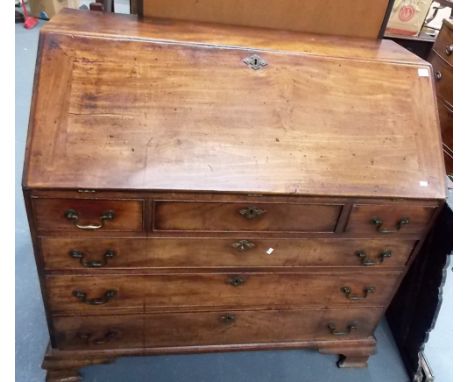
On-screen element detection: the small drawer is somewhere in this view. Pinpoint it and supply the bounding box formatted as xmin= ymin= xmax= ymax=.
xmin=46 ymin=271 xmax=402 ymax=314
xmin=40 ymin=237 xmax=416 ymax=270
xmin=432 ymin=24 xmax=453 ymax=66
xmin=54 ymin=315 xmax=144 ymax=350
xmin=430 ymin=52 xmax=452 ymax=105
xmin=346 ymin=204 xmax=436 ymax=235
xmin=32 ymin=198 xmax=144 ymax=233
xmin=153 ymin=201 xmax=342 ymax=232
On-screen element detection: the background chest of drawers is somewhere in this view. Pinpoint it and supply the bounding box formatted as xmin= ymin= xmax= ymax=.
xmin=23 ymin=10 xmax=446 ymax=381
xmin=428 ymin=19 xmax=453 ymax=176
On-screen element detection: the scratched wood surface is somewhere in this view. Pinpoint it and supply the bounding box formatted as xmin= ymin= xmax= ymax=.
xmin=45 ymin=271 xmax=402 ymax=314
xmin=22 ymin=11 xmax=449 ymax=376
xmin=40 ymin=236 xmax=416 ymax=270
xmin=35 ymin=9 xmax=424 ymax=64
xmin=23 ymin=10 xmax=445 ymax=199
xmin=53 ymin=307 xmax=383 ymax=350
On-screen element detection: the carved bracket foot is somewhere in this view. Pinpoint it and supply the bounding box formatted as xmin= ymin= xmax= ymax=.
xmin=318 ymin=337 xmax=376 ymax=368
xmin=337 ymin=354 xmax=371 ymax=368
xmin=42 ymin=344 xmax=116 ymax=382
xmin=46 ymin=369 xmax=82 ymax=382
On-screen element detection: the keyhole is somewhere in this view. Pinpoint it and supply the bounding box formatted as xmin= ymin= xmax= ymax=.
xmin=253 ymin=58 xmax=258 ymax=66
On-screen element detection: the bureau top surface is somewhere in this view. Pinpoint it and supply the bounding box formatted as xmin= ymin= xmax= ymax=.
xmin=23 ymin=9 xmax=446 ymax=199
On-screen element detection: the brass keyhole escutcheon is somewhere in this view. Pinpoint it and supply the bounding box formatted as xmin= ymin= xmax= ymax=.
xmin=232 ymin=239 xmax=256 ymax=252
xmin=243 ymin=54 xmax=268 ymax=70
xmin=220 ymin=313 xmax=236 ymax=324
xmin=227 ymin=275 xmax=245 ymax=287
xmin=239 ymin=206 xmax=266 ymax=219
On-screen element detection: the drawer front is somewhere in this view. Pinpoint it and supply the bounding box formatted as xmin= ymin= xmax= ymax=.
xmin=53 ymin=308 xmax=382 ymax=350
xmin=144 ymin=308 xmax=382 ymax=347
xmin=346 ymin=204 xmax=436 ymax=235
xmin=430 ymin=53 xmax=452 ymax=105
xmin=153 ymin=202 xmax=342 ymax=232
xmin=437 ymin=99 xmax=453 ymax=175
xmin=32 ymin=198 xmax=144 ymax=233
xmin=46 ymin=272 xmax=402 ymax=314
xmin=438 ymin=99 xmax=453 ymax=150
xmin=432 ymin=24 xmax=453 ymax=66
xmin=41 ymin=237 xmax=416 ymax=270
xmin=53 ymin=315 xmax=144 ymax=350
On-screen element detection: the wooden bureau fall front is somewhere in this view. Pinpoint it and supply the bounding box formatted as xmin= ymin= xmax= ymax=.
xmin=23 ymin=9 xmax=446 ymax=381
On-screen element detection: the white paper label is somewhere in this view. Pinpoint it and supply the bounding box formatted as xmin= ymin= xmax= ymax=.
xmin=266 ymin=248 xmax=274 ymax=255
xmin=418 ymin=68 xmax=430 ymax=77
xmin=419 ymin=180 xmax=429 ymax=187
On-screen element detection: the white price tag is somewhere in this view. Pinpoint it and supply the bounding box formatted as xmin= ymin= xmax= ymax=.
xmin=418 ymin=68 xmax=429 ymax=77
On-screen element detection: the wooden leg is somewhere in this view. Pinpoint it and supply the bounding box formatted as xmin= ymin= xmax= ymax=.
xmin=42 ymin=343 xmax=116 ymax=382
xmin=46 ymin=369 xmax=82 ymax=382
xmin=318 ymin=337 xmax=376 ymax=369
xmin=337 ymin=353 xmax=371 ymax=368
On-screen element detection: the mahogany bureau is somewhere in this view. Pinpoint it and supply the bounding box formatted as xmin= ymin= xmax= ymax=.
xmin=23 ymin=9 xmax=446 ymax=381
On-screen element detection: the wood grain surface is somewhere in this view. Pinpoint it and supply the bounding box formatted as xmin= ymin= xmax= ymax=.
xmin=21 ymin=9 xmax=447 ymax=373
xmin=23 ymin=10 xmax=445 ymax=199
xmin=32 ymin=198 xmax=144 ymax=233
xmin=153 ymin=202 xmax=341 ymax=232
xmin=53 ymin=307 xmax=383 ymax=350
xmin=40 ymin=236 xmax=416 ymax=270
xmin=346 ymin=204 xmax=436 ymax=234
xmin=45 ymin=271 xmax=402 ymax=314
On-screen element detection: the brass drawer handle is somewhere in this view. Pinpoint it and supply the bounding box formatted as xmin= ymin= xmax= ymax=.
xmin=356 ymin=250 xmax=392 ymax=266
xmin=219 ymin=313 xmax=236 ymax=324
xmin=232 ymin=240 xmax=256 ymax=252
xmin=239 ymin=206 xmax=266 ymax=220
xmin=65 ymin=209 xmax=115 ymax=230
xmin=69 ymin=249 xmax=116 ymax=268
xmin=445 ymin=44 xmax=453 ymax=56
xmin=327 ymin=323 xmax=357 ymax=336
xmin=435 ymin=71 xmax=443 ymax=81
xmin=371 ymin=217 xmax=409 ymax=233
xmin=341 ymin=286 xmax=375 ymax=300
xmin=77 ymin=329 xmax=120 ymax=345
xmin=226 ymin=275 xmax=245 ymax=287
xmin=72 ymin=289 xmax=117 ymax=305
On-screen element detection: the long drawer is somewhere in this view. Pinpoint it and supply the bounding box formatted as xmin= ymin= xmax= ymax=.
xmin=53 ymin=307 xmax=383 ymax=350
xmin=46 ymin=272 xmax=402 ymax=314
xmin=40 ymin=237 xmax=416 ymax=270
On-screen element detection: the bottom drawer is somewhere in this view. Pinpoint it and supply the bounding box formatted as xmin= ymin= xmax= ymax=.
xmin=53 ymin=307 xmax=383 ymax=350
xmin=54 ymin=315 xmax=145 ymax=350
